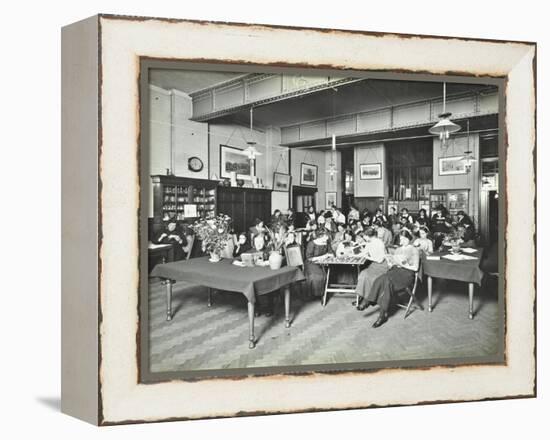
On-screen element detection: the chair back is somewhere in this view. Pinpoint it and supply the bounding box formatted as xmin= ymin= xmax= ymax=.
xmin=284 ymin=244 xmax=304 ymax=269
xmin=184 ymin=235 xmax=195 ymax=260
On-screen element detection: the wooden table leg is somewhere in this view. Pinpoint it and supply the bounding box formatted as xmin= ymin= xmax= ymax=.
xmin=207 ymin=288 xmax=212 ymax=307
xmin=322 ymin=266 xmax=331 ymax=307
xmin=165 ymin=280 xmax=172 ymax=321
xmin=468 ymin=282 xmax=474 ymax=320
xmin=247 ymin=301 xmax=256 ymax=349
xmin=284 ymin=286 xmax=291 ymax=328
xmin=427 ymin=276 xmax=433 ymax=312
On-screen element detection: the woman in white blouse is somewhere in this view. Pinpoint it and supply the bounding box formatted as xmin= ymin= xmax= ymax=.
xmin=360 ymin=230 xmax=420 ymax=327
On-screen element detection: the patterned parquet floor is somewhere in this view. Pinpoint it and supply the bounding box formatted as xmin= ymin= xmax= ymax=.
xmin=148 ymin=277 xmax=500 ymax=373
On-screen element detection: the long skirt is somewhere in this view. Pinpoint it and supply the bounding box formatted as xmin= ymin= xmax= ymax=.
xmin=304 ymin=262 xmax=326 ymax=297
xmin=355 ymin=261 xmax=388 ymax=298
xmin=366 ymin=266 xmax=415 ymax=313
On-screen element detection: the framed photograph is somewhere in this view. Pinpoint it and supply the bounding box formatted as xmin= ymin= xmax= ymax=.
xmin=273 ymin=172 xmax=291 ymax=191
xmin=300 ymin=163 xmax=318 ymax=186
xmin=439 ymin=156 xmax=467 ymax=175
xmin=220 ymin=144 xmax=253 ymax=180
xmin=61 ymin=14 xmax=536 ymax=426
xmin=360 ymin=163 xmax=382 ymax=180
xmin=325 ymin=191 xmax=337 ymax=209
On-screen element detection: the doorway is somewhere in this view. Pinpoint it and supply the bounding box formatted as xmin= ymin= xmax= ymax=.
xmin=488 ymin=190 xmax=498 ymax=245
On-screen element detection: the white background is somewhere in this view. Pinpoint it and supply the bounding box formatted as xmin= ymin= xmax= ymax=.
xmin=0 ymin=0 xmax=546 ymax=438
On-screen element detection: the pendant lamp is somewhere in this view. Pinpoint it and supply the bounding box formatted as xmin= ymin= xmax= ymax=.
xmin=429 ymin=82 xmax=461 ymax=148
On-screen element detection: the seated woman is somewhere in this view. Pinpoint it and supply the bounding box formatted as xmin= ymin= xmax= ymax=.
xmin=349 ymin=218 xmax=363 ymax=237
xmin=233 ymin=232 xmax=252 ymax=258
xmin=361 ymin=230 xmax=420 ymax=327
xmin=304 ymin=229 xmax=332 ymax=297
xmin=374 ymin=208 xmax=388 ymax=228
xmin=331 ymin=223 xmax=347 ymax=252
xmin=271 ymin=209 xmax=284 ymax=228
xmin=334 ymin=230 xmax=355 ymax=257
xmin=413 ymin=226 xmax=434 ymax=255
xmin=304 ymin=219 xmax=318 ymax=242
xmin=252 ymin=231 xmax=269 ymax=259
xmin=360 ymin=213 xmax=372 ymax=229
xmin=374 ymin=221 xmax=392 ymax=249
xmin=455 ymin=211 xmax=476 ymax=246
xmin=249 ymin=218 xmax=266 ymax=241
xmin=355 ymin=228 xmax=388 ymax=308
xmin=153 ymin=218 xmax=189 ymax=261
xmin=457 ymin=225 xmax=476 ymax=247
xmin=431 ymin=205 xmax=453 ymax=250
xmin=415 ymin=208 xmax=430 ymax=230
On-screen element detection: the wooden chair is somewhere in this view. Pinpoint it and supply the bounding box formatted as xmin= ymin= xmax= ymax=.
xmin=396 ymin=263 xmax=424 ymax=319
xmin=284 ymin=244 xmax=306 ymax=298
xmin=182 ymin=234 xmax=195 ymax=260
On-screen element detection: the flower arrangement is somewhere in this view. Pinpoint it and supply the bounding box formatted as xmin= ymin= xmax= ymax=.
xmin=192 ymin=214 xmax=232 ymax=255
xmin=265 ymin=223 xmax=289 ymax=254
xmin=444 ymin=229 xmax=463 ymax=253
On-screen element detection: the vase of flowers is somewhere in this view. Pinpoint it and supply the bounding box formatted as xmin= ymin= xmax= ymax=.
xmin=445 ymin=230 xmax=463 ymax=254
xmin=265 ymin=224 xmax=288 ymax=270
xmin=192 ymin=214 xmax=232 ymax=262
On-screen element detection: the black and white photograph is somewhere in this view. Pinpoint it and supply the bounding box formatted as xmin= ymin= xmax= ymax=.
xmin=300 ymin=163 xmax=318 ymax=186
xmin=143 ymin=65 xmax=504 ymax=379
xmin=273 ymin=172 xmax=291 ymax=191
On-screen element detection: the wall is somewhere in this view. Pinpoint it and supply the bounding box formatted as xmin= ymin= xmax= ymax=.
xmin=266 ymin=126 xmax=291 ymax=212
xmin=208 ymin=121 xmax=267 ymax=182
xmin=354 ymin=143 xmax=386 ymax=197
xmin=171 ymin=90 xmax=209 ymax=179
xmin=433 ymin=133 xmax=480 ymax=222
xmin=148 ymin=85 xmax=171 ymax=217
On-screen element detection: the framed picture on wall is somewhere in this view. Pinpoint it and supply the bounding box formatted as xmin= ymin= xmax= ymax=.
xmin=439 ymin=156 xmax=467 ymax=175
xmin=359 ymin=163 xmax=382 ymax=180
xmin=325 ymin=192 xmax=337 ymax=209
xmin=273 ymin=172 xmax=291 ymax=191
xmin=300 ymin=163 xmax=318 ymax=186
xmin=220 ymin=145 xmax=253 ymax=180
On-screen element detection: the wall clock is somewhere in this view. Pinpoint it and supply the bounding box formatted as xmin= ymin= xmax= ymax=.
xmin=188 ymin=156 xmax=203 ymax=172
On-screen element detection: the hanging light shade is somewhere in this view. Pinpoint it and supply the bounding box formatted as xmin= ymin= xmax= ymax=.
xmin=462 ymin=150 xmax=477 ymax=168
xmin=460 ymin=120 xmax=476 ymax=172
xmin=245 ymin=107 xmax=263 ymax=160
xmin=429 ymin=82 xmax=461 ymax=146
xmin=244 ymin=141 xmax=262 ymax=160
xmin=428 ymin=113 xmax=461 ymax=139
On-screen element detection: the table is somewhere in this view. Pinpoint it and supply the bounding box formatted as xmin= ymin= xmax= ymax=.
xmin=422 ymin=248 xmax=484 ymax=319
xmin=150 ymin=257 xmax=305 ymax=348
xmin=148 ymin=243 xmax=174 ymax=273
xmin=312 ymin=255 xmax=368 ymax=307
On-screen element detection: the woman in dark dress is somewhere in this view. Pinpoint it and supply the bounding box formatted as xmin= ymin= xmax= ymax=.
xmin=431 ymin=205 xmax=453 ymax=250
xmin=415 ymin=208 xmax=430 ymax=229
xmin=362 ymin=230 xmax=420 ymax=327
xmin=233 ymin=232 xmax=252 ymax=258
xmin=304 ymin=229 xmax=332 ymax=297
xmin=153 ymin=219 xmax=188 ymax=261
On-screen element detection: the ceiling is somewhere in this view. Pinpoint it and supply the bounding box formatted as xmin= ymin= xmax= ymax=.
xmin=149 ymin=69 xmax=497 ymax=134
xmin=149 ymin=69 xmax=245 ymax=94
xmin=220 ymin=79 xmax=495 ymax=130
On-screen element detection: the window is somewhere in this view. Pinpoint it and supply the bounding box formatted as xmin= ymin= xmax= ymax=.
xmin=387 ymin=139 xmax=433 ymax=201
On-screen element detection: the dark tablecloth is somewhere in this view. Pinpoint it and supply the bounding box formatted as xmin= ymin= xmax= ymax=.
xmin=422 ymin=248 xmax=484 ymax=285
xmin=150 ymin=257 xmax=305 ymax=303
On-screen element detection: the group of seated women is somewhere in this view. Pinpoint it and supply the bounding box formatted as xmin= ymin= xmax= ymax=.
xmin=152 ymin=204 xmax=477 ymax=325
